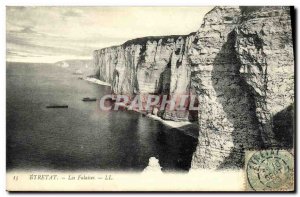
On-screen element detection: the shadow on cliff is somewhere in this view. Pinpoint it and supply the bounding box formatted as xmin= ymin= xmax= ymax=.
xmin=211 ymin=30 xmax=264 ymax=169
xmin=150 ymin=61 xmax=199 ymax=171
xmin=272 ymin=103 xmax=294 ymax=149
xmin=211 ymin=30 xmax=294 ymax=169
xmin=156 ymin=123 xmax=199 ymax=172
xmin=156 ymin=62 xmax=171 ymax=94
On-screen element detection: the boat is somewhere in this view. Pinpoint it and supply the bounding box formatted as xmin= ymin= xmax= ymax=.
xmin=82 ymin=97 xmax=97 ymax=102
xmin=46 ymin=105 xmax=68 ymax=108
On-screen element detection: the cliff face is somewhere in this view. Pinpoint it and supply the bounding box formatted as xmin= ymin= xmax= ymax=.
xmin=93 ymin=6 xmax=294 ymax=169
xmin=94 ymin=34 xmax=197 ymax=121
xmin=190 ymin=6 xmax=294 ymax=169
xmin=236 ymin=7 xmax=294 ymax=148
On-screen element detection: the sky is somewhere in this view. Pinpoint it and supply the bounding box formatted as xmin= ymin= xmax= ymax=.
xmin=6 ymin=6 xmax=213 ymax=63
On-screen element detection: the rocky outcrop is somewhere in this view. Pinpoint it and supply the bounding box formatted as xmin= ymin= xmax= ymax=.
xmin=94 ymin=34 xmax=197 ymax=121
xmin=93 ymin=6 xmax=294 ymax=169
xmin=236 ymin=7 xmax=294 ymax=148
xmin=190 ymin=6 xmax=294 ymax=169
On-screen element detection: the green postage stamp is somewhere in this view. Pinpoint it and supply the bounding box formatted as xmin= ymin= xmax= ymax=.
xmin=245 ymin=149 xmax=294 ymax=191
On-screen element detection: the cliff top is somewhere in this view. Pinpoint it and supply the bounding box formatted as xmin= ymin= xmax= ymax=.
xmin=122 ymin=33 xmax=194 ymax=47
xmin=95 ymin=32 xmax=196 ymax=52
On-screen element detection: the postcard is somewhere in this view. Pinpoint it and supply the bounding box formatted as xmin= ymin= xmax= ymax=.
xmin=6 ymin=6 xmax=295 ymax=192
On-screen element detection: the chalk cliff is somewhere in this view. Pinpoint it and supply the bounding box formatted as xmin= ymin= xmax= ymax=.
xmin=190 ymin=6 xmax=294 ymax=169
xmin=93 ymin=6 xmax=294 ymax=169
xmin=94 ymin=34 xmax=197 ymax=121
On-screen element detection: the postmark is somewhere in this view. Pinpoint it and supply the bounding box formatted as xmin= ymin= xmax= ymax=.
xmin=245 ymin=149 xmax=294 ymax=191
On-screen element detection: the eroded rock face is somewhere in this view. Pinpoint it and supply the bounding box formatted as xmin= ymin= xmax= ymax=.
xmin=190 ymin=6 xmax=294 ymax=169
xmin=236 ymin=6 xmax=294 ymax=148
xmin=189 ymin=6 xmax=261 ymax=169
xmin=94 ymin=35 xmax=196 ymax=121
xmin=93 ymin=6 xmax=294 ymax=169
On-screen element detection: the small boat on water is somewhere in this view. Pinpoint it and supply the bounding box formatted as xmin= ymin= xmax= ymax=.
xmin=46 ymin=105 xmax=68 ymax=108
xmin=82 ymin=97 xmax=97 ymax=102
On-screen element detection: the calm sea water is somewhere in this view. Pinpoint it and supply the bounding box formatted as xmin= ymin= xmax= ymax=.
xmin=6 ymin=62 xmax=198 ymax=172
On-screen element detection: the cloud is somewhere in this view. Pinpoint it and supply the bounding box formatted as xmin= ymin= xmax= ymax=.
xmin=6 ymin=6 xmax=213 ymax=63
xmin=20 ymin=26 xmax=36 ymax=34
xmin=62 ymin=9 xmax=82 ymax=18
xmin=7 ymin=31 xmax=94 ymax=57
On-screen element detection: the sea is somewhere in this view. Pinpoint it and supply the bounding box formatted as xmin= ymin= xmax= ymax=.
xmin=6 ymin=62 xmax=198 ymax=172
